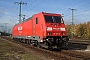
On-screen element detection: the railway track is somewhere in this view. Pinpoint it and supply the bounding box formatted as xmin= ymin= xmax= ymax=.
xmin=69 ymin=39 xmax=90 ymax=44
xmin=1 ymin=36 xmax=90 ymax=60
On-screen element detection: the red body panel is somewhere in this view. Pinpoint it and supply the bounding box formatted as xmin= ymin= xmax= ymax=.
xmin=12 ymin=19 xmax=33 ymax=36
xmin=12 ymin=12 xmax=46 ymax=40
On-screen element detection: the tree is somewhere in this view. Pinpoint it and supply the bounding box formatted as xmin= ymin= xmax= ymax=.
xmin=66 ymin=21 xmax=90 ymax=39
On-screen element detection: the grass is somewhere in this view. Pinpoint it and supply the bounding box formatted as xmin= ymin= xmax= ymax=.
xmin=0 ymin=37 xmax=41 ymax=60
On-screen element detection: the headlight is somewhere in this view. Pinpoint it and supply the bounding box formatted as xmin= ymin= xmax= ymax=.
xmin=60 ymin=28 xmax=65 ymax=31
xmin=47 ymin=27 xmax=52 ymax=31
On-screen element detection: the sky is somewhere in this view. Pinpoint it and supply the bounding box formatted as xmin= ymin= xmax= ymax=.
xmin=0 ymin=0 xmax=90 ymax=33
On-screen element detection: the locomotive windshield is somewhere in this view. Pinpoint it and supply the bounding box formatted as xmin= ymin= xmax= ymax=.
xmin=44 ymin=15 xmax=62 ymax=23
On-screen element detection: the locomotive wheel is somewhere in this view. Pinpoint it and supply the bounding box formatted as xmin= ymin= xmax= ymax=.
xmin=32 ymin=40 xmax=39 ymax=47
xmin=35 ymin=41 xmax=38 ymax=47
xmin=28 ymin=39 xmax=31 ymax=44
xmin=48 ymin=46 xmax=52 ymax=49
xmin=48 ymin=43 xmax=53 ymax=49
xmin=57 ymin=43 xmax=62 ymax=49
xmin=24 ymin=39 xmax=28 ymax=43
xmin=37 ymin=42 xmax=41 ymax=48
xmin=57 ymin=39 xmax=63 ymax=49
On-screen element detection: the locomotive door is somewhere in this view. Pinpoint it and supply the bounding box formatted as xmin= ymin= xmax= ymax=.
xmin=32 ymin=18 xmax=36 ymax=36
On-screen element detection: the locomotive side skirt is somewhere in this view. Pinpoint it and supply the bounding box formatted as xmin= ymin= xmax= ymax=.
xmin=13 ymin=36 xmax=41 ymax=42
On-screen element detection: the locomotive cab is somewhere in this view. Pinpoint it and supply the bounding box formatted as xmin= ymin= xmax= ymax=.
xmin=41 ymin=13 xmax=69 ymax=49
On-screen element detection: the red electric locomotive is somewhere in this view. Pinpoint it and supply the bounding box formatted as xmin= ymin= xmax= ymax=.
xmin=12 ymin=12 xmax=69 ymax=49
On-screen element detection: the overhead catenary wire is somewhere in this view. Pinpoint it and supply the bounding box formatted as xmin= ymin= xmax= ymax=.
xmin=60 ymin=0 xmax=89 ymax=16
xmin=29 ymin=0 xmax=45 ymax=11
xmin=25 ymin=0 xmax=38 ymax=10
xmin=30 ymin=0 xmax=38 ymax=6
xmin=23 ymin=0 xmax=46 ymax=18
xmin=24 ymin=0 xmax=89 ymax=18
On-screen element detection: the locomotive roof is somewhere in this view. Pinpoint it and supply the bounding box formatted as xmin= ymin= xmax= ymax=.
xmin=14 ymin=12 xmax=61 ymax=26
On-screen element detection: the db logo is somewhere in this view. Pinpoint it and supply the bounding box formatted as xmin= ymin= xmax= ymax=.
xmin=18 ymin=26 xmax=22 ymax=31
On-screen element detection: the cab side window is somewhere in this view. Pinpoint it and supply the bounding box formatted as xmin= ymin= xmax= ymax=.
xmin=36 ymin=18 xmax=38 ymax=24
